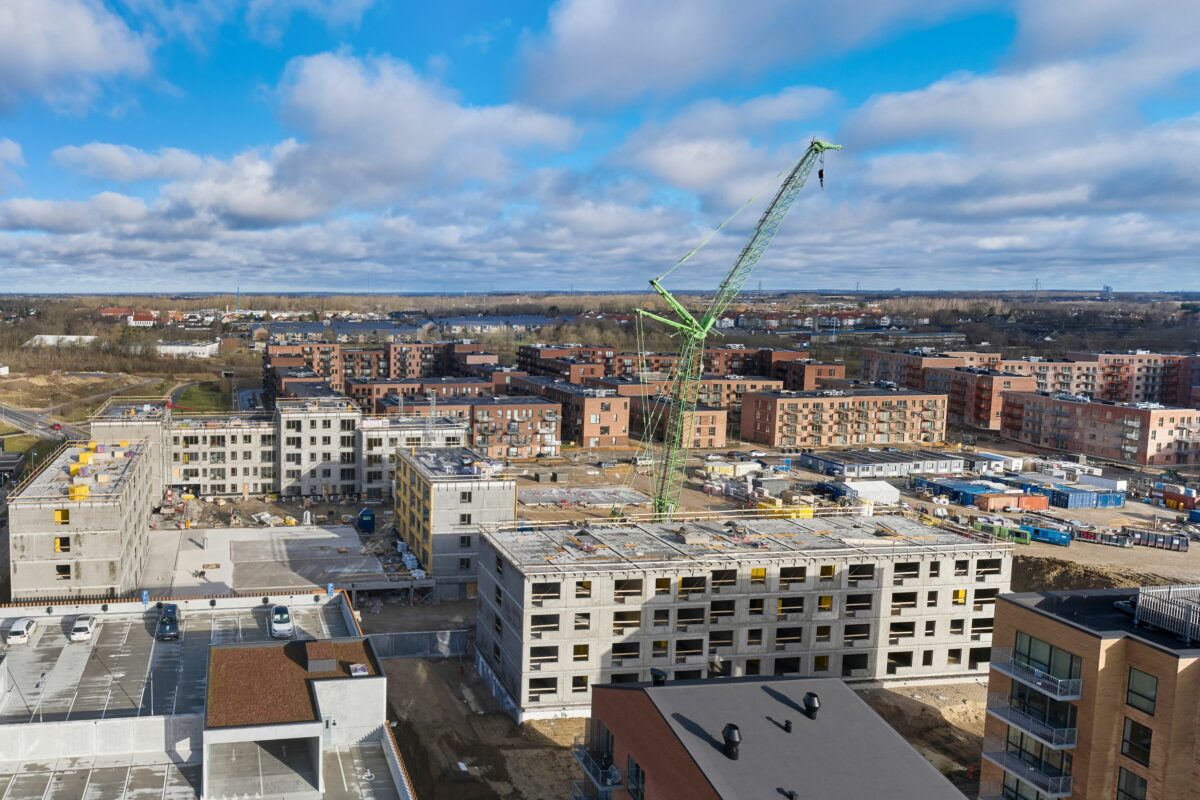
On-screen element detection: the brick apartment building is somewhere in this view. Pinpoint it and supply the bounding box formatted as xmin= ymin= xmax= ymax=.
xmin=740 ymin=387 xmax=948 ymax=449
xmin=461 ymin=364 xmax=529 ymax=395
xmin=999 ymin=392 xmax=1200 ymax=466
xmin=265 ymin=340 xmax=491 ymax=395
xmin=378 ymin=395 xmax=562 ymax=460
xmin=518 ymin=343 xmax=818 ymax=385
xmin=631 ymin=397 xmax=727 ymax=449
xmin=922 ymin=367 xmax=1039 ymax=430
xmin=776 ymin=359 xmax=847 ymax=391
xmin=980 ymin=585 xmax=1200 ymax=800
xmin=864 ymin=348 xmax=1200 ymax=410
xmin=511 ymin=376 xmax=631 ymax=448
xmin=346 ymin=377 xmax=492 ymax=412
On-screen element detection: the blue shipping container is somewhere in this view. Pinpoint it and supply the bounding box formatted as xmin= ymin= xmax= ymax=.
xmin=1021 ymin=524 xmax=1071 ymax=547
xmin=1189 ymin=509 xmax=1200 ymax=524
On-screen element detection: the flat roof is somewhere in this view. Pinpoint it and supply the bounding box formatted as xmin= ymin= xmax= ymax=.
xmin=393 ymin=395 xmax=557 ymax=408
xmin=93 ymin=400 xmax=167 ymax=420
xmin=275 ymin=397 xmax=359 ymax=413
xmin=399 ymin=448 xmax=506 ymax=480
xmin=803 ymin=448 xmax=965 ymax=466
xmin=0 ymin=601 xmax=352 ymax=725
xmin=747 ymin=387 xmax=939 ymax=399
xmin=1001 ymin=589 xmax=1200 ymax=657
xmin=359 ymin=415 xmax=467 ymax=431
xmin=517 ymin=376 xmax=617 ymax=397
xmin=206 ymin=638 xmax=378 ymax=728
xmin=488 ymin=514 xmax=1006 ymax=574
xmin=10 ymin=443 xmax=144 ymax=503
xmin=604 ymin=676 xmax=961 ymax=800
xmin=170 ymin=412 xmax=274 ymax=430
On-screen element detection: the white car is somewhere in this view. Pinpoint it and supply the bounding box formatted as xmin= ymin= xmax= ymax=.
xmin=268 ymin=605 xmax=295 ymax=639
xmin=6 ymin=618 xmax=36 ymax=645
xmin=69 ymin=615 xmax=97 ymax=642
xmin=704 ymin=454 xmax=723 ymax=462
xmin=748 ymin=450 xmax=767 ymax=458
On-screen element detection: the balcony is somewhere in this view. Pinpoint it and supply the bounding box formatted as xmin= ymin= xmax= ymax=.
xmin=981 ymin=744 xmax=1072 ymax=797
xmin=572 ymin=738 xmax=623 ymax=791
xmin=986 ymin=694 xmax=1077 ymax=749
xmin=571 ymin=780 xmax=619 ymax=800
xmin=990 ymin=647 xmax=1082 ymax=700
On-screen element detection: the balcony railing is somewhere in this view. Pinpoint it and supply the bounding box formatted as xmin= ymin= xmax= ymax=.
xmin=981 ymin=745 xmax=1072 ymax=797
xmin=572 ymin=738 xmax=623 ymax=790
xmin=990 ymin=647 xmax=1082 ymax=700
xmin=986 ymin=693 xmax=1077 ymax=749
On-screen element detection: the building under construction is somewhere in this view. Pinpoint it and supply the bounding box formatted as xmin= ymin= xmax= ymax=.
xmin=474 ymin=510 xmax=1012 ymax=721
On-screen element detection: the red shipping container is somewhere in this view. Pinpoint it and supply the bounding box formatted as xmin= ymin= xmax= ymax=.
xmin=975 ymin=493 xmax=1017 ymax=512
xmin=1163 ymin=491 xmax=1197 ymax=510
xmin=1017 ymin=494 xmax=1050 ymax=511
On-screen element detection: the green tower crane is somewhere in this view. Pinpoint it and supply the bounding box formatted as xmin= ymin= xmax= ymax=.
xmin=637 ymin=139 xmax=841 ymax=519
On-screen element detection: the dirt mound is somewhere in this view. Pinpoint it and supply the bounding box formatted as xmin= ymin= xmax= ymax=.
xmin=1012 ymin=554 xmax=1172 ymax=592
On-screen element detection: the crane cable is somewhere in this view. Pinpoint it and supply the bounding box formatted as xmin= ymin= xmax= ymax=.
xmin=655 ymin=162 xmax=792 ymax=284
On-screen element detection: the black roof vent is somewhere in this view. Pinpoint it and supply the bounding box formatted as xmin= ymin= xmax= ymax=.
xmin=722 ymin=723 xmax=741 ymax=760
xmin=650 ymin=668 xmax=668 ymax=687
xmin=803 ymin=692 xmax=821 ymax=720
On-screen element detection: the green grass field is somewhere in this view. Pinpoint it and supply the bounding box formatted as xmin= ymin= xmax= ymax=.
xmin=175 ymin=381 xmax=231 ymax=413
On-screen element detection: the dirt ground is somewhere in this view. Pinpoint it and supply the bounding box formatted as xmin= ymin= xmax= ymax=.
xmin=858 ymin=681 xmax=988 ymax=796
xmin=0 ymin=370 xmax=148 ymax=408
xmin=385 ymin=658 xmax=583 ymax=800
xmin=360 ymin=599 xmax=476 ymax=634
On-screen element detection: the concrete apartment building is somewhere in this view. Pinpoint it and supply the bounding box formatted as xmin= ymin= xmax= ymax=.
xmin=7 ymin=442 xmax=155 ymax=599
xmin=631 ymin=396 xmax=728 ymax=449
xmin=381 ymin=396 xmax=562 ymax=460
xmin=999 ymin=392 xmax=1200 ymax=466
xmin=740 ymin=387 xmax=948 ymax=449
xmin=980 ymin=585 xmax=1200 ymax=800
xmin=578 ymin=676 xmax=962 ymax=800
xmin=0 ymin=593 xmax=415 ymax=799
xmin=511 ymin=376 xmax=631 ymax=448
xmin=393 ymin=448 xmax=515 ymax=599
xmin=86 ymin=399 xmax=466 ymax=502
xmin=474 ymin=513 xmax=1011 ymax=721
xmin=922 ymin=367 xmax=1039 ymax=429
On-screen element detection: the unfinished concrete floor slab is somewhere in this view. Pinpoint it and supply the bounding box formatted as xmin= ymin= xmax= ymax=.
xmin=0 ymin=757 xmax=201 ymax=800
xmin=518 ymin=485 xmax=650 ymax=507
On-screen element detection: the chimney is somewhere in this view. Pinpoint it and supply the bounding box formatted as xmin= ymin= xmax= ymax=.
xmin=783 ymin=719 xmax=793 ymax=733
xmin=650 ymin=668 xmax=668 ymax=687
xmin=721 ymin=723 xmax=741 ymax=760
xmin=803 ymin=692 xmax=821 ymax=720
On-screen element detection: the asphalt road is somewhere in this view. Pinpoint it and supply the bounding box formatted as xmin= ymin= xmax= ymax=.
xmin=0 ymin=403 xmax=85 ymax=439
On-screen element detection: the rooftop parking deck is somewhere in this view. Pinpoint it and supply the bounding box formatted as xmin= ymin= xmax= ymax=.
xmin=488 ymin=513 xmax=1008 ymax=574
xmin=0 ymin=604 xmax=351 ymax=724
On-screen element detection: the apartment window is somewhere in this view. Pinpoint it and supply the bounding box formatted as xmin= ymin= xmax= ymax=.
xmin=654 ymin=578 xmax=670 ymax=595
xmin=948 ymin=648 xmax=961 ymax=665
xmin=1015 ymin=632 xmax=1081 ymax=681
xmin=459 ymin=558 xmax=471 ymax=571
xmin=747 ymin=628 xmax=763 ymax=646
xmin=817 ymin=595 xmax=833 ymax=612
xmin=1127 ymin=668 xmax=1157 ymax=715
xmin=1121 ymin=718 xmax=1152 ymax=766
xmin=459 ymin=513 xmax=472 ymax=526
xmin=54 ymin=536 xmax=71 ymax=553
xmin=813 ymin=655 xmax=829 ymax=672
xmin=927 ymin=590 xmax=939 ymax=608
xmin=819 ymin=564 xmax=835 ymax=581
xmin=571 ymin=676 xmax=588 ymax=694
xmin=574 ymin=613 xmax=590 ymax=631
xmin=748 ymin=598 xmax=764 ymax=616
xmin=55 ymin=564 xmax=71 ymax=580
xmin=1117 ymin=767 xmax=1148 ymax=800
xmin=929 ymin=561 xmax=940 ymax=577
xmin=627 ymin=757 xmax=646 ymax=800
xmin=750 ymin=567 xmax=766 ymax=585
xmin=952 ymin=589 xmax=967 ymax=606
xmin=459 ymin=491 xmax=473 ymax=503
xmin=54 ymin=509 xmax=70 ymax=525
xmin=653 ymin=609 xmax=669 ymax=627
xmin=575 ymin=580 xmax=591 ymax=598
xmin=573 ymin=644 xmax=589 ymax=662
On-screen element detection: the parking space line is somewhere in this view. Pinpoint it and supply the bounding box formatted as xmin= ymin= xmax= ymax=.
xmin=336 ymin=746 xmax=349 ymax=792
xmin=38 ymin=771 xmax=52 ymax=800
xmin=159 ymin=764 xmax=169 ymax=800
xmin=257 ymin=743 xmax=265 ymax=798
xmin=0 ymin=769 xmax=14 ymax=800
xmin=79 ymin=766 xmax=94 ymax=800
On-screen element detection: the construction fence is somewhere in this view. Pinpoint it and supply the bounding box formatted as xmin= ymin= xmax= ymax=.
xmin=368 ymin=629 xmax=472 ymax=659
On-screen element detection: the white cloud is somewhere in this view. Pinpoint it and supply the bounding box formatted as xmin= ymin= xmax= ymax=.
xmin=0 ymin=138 xmax=23 ymax=191
xmin=520 ymin=0 xmax=980 ymax=106
xmin=245 ymin=0 xmax=375 ymax=42
xmin=0 ymin=192 xmax=147 ymax=232
xmin=53 ymin=143 xmax=206 ymax=181
xmin=274 ymin=52 xmax=576 ymax=198
xmin=0 ymin=0 xmax=152 ymax=111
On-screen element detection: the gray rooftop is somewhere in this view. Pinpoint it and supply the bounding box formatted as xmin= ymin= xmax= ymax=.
xmin=400 ymin=447 xmax=506 ymax=480
xmin=275 ymin=397 xmax=359 ymax=413
xmin=488 ymin=514 xmax=1006 ymax=574
xmin=616 ymin=676 xmax=961 ymax=800
xmin=747 ymin=386 xmax=939 ymax=399
xmin=1002 ymin=588 xmax=1200 ymax=657
xmin=10 ymin=443 xmax=144 ymax=503
xmin=359 ymin=415 xmax=467 ymax=431
xmin=93 ymin=401 xmax=167 ymax=420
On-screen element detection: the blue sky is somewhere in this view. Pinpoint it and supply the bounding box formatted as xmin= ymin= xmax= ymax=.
xmin=1 ymin=0 xmax=1199 ymax=293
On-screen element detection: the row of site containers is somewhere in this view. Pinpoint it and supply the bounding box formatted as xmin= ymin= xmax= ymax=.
xmin=1072 ymin=529 xmax=1133 ymax=548
xmin=972 ymin=521 xmax=1032 ymax=544
xmin=974 ymin=493 xmax=1050 ymax=512
xmin=1020 ymin=524 xmax=1072 ymax=547
xmin=1125 ymin=529 xmax=1190 ymax=551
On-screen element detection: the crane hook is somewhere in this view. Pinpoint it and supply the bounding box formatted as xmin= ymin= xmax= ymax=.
xmin=818 ymin=168 xmax=825 ymax=189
